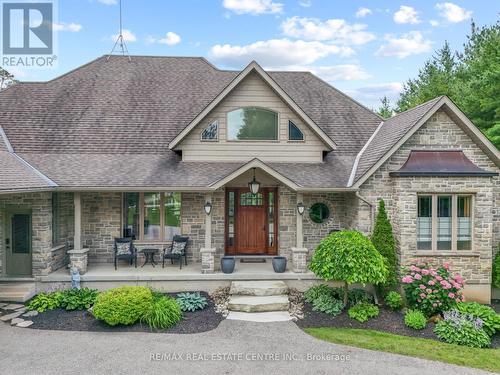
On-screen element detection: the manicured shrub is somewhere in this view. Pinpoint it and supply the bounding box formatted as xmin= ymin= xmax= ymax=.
xmin=60 ymin=288 xmax=99 ymax=311
xmin=311 ymin=294 xmax=344 ymax=317
xmin=401 ymin=262 xmax=464 ymax=317
xmin=371 ymin=199 xmax=397 ymax=292
xmin=309 ymin=231 xmax=388 ymax=305
xmin=141 ymin=296 xmax=182 ymax=329
xmin=434 ymin=310 xmax=491 ymax=348
xmin=455 ymin=302 xmax=500 ymax=336
xmin=176 ymin=292 xmax=208 ymax=312
xmin=404 ymin=309 xmax=427 ymax=330
xmin=348 ymin=302 xmax=379 ymax=322
xmin=493 ymin=245 xmax=500 ymax=289
xmin=385 ymin=291 xmax=403 ymax=310
xmin=27 ymin=291 xmax=63 ymax=312
xmin=342 ymin=288 xmax=374 ymax=306
xmin=93 ymin=286 xmax=153 ymax=326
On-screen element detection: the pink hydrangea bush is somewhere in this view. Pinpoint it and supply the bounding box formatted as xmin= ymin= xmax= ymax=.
xmin=401 ymin=262 xmax=464 ymax=317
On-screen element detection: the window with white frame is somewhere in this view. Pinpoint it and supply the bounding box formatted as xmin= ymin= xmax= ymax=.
xmin=122 ymin=192 xmax=181 ymax=242
xmin=417 ymin=194 xmax=473 ymax=251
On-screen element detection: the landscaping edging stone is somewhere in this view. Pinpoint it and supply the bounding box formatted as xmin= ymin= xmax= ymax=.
xmin=0 ymin=302 xmax=35 ymax=328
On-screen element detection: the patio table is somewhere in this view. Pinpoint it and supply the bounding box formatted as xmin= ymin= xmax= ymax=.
xmin=140 ymin=248 xmax=159 ymax=267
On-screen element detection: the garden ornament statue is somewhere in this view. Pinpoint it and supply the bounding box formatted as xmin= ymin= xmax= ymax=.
xmin=70 ymin=266 xmax=81 ymax=289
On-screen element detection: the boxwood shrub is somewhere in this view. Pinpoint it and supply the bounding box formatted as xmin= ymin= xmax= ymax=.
xmin=93 ymin=286 xmax=153 ymax=326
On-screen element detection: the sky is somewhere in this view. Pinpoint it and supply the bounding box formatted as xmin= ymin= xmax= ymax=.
xmin=2 ymin=0 xmax=499 ymax=109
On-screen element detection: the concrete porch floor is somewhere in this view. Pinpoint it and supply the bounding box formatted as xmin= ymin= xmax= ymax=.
xmin=38 ymin=261 xmax=322 ymax=292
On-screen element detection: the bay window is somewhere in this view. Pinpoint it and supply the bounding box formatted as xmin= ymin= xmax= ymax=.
xmin=417 ymin=194 xmax=473 ymax=252
xmin=122 ymin=192 xmax=181 ymax=242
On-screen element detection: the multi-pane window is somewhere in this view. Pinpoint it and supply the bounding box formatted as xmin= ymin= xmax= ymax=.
xmin=201 ymin=121 xmax=218 ymax=141
xmin=122 ymin=192 xmax=181 ymax=242
xmin=417 ymin=194 xmax=473 ymax=251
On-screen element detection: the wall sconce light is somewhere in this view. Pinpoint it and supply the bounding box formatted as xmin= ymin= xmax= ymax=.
xmin=297 ymin=202 xmax=305 ymax=215
xmin=204 ymin=201 xmax=212 ymax=215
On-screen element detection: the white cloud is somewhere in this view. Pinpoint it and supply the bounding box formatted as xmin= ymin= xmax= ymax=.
xmin=355 ymin=7 xmax=372 ymax=18
xmin=436 ymin=2 xmax=472 ymax=23
xmin=375 ymin=31 xmax=432 ymax=59
xmin=393 ymin=5 xmax=420 ymax=24
xmin=111 ymin=29 xmax=137 ymax=42
xmin=159 ymin=32 xmax=181 ymax=46
xmin=430 ymin=20 xmax=440 ymax=27
xmin=222 ymin=0 xmax=283 ymax=15
xmin=281 ymin=17 xmax=376 ymax=45
xmin=347 ymin=82 xmax=403 ymax=108
xmin=52 ymin=22 xmax=82 ymax=32
xmin=309 ymin=65 xmax=371 ymax=81
xmin=210 ymin=39 xmax=354 ymax=68
xmin=97 ymin=0 xmax=117 ymax=4
xmin=299 ymin=0 xmax=312 ymax=7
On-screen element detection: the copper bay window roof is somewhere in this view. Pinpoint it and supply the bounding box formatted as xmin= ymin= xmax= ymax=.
xmin=389 ymin=150 xmax=498 ymax=177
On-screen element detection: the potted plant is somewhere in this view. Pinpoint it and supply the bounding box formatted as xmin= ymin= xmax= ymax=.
xmin=272 ymin=256 xmax=287 ymax=273
xmin=221 ymin=256 xmax=235 ymax=274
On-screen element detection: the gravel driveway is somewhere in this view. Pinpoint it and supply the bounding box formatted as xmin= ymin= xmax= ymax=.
xmin=0 ymin=319 xmax=490 ymax=375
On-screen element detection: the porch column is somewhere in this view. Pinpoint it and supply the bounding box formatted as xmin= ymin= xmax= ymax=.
xmin=292 ymin=192 xmax=308 ymax=273
xmin=68 ymin=192 xmax=89 ymax=274
xmin=200 ymin=193 xmax=216 ymax=274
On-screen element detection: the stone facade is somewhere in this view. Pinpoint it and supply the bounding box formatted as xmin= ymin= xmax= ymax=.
xmin=356 ymin=110 xmax=499 ymax=301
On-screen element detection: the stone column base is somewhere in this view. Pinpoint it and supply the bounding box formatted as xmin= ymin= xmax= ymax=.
xmin=68 ymin=248 xmax=89 ymax=274
xmin=291 ymin=247 xmax=308 ymax=273
xmin=200 ymin=248 xmax=216 ymax=274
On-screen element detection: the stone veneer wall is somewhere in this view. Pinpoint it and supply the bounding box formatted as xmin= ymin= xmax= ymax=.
xmin=278 ymin=186 xmax=296 ymax=261
xmin=82 ymin=192 xmax=121 ymax=264
xmin=356 ymin=110 xmax=499 ymax=294
xmin=302 ymin=193 xmax=350 ymax=256
xmin=0 ymin=192 xmax=53 ymax=276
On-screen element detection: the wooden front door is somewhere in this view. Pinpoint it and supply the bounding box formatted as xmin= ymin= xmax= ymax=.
xmin=225 ymin=188 xmax=278 ymax=255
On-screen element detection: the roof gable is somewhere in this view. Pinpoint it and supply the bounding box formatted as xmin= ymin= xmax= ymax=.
xmin=168 ymin=61 xmax=337 ymax=150
xmin=351 ymin=96 xmax=500 ymax=187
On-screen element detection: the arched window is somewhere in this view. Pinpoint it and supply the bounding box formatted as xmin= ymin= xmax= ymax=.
xmin=288 ymin=121 xmax=304 ymax=141
xmin=227 ymin=107 xmax=278 ymax=141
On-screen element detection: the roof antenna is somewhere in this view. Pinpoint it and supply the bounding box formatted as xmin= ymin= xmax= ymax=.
xmin=107 ymin=0 xmax=131 ymax=61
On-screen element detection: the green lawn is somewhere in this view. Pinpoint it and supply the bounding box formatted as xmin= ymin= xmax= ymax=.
xmin=305 ymin=327 xmax=500 ymax=373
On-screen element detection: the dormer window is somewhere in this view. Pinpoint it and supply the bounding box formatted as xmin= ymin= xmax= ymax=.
xmin=227 ymin=107 xmax=278 ymax=141
xmin=288 ymin=121 xmax=304 ymax=141
xmin=201 ymin=120 xmax=218 ymax=141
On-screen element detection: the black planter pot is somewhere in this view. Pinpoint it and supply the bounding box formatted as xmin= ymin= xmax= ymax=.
xmin=221 ymin=256 xmax=235 ymax=274
xmin=272 ymin=256 xmax=287 ymax=273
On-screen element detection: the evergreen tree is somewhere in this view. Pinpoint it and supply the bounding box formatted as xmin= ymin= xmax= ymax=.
xmin=377 ymin=96 xmax=392 ymax=119
xmin=397 ymin=41 xmax=457 ymax=112
xmin=0 ymin=67 xmax=16 ymax=91
xmin=371 ymin=199 xmax=397 ymax=293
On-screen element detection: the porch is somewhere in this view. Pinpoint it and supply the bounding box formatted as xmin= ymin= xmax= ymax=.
xmin=38 ymin=261 xmax=321 ymax=293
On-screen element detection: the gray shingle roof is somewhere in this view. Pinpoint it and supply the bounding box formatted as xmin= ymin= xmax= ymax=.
xmin=354 ymin=96 xmax=443 ymax=182
xmin=0 ymin=152 xmax=53 ymax=190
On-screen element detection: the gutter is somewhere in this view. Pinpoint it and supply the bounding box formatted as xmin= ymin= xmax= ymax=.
xmin=347 ymin=121 xmax=384 ymax=187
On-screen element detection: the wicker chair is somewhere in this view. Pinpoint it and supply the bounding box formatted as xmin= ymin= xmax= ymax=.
xmin=114 ymin=237 xmax=138 ymax=270
xmin=162 ymin=235 xmax=189 ymax=269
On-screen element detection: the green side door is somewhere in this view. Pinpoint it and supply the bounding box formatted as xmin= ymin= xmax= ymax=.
xmin=5 ymin=210 xmax=32 ymax=276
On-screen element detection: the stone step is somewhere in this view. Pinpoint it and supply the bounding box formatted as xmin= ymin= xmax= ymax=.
xmin=228 ymin=295 xmax=290 ymax=313
xmin=229 ymin=281 xmax=288 ymax=296
xmin=0 ymin=283 xmax=36 ymax=303
xmin=226 ymin=311 xmax=293 ymax=322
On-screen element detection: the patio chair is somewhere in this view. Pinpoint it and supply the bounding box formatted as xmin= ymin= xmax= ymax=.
xmin=162 ymin=235 xmax=189 ymax=269
xmin=114 ymin=237 xmax=138 ymax=270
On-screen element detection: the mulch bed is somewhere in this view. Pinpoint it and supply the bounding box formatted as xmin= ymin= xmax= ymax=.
xmin=28 ymin=292 xmax=223 ymax=334
xmin=296 ymin=302 xmax=500 ymax=348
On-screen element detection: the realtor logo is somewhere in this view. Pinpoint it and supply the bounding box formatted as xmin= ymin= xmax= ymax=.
xmin=2 ymin=1 xmax=53 ymax=54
